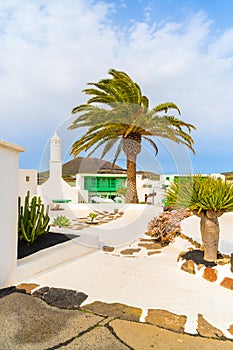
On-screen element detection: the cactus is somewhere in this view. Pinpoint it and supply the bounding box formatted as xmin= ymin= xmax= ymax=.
xmin=53 ymin=215 xmax=71 ymax=228
xmin=18 ymin=191 xmax=50 ymax=246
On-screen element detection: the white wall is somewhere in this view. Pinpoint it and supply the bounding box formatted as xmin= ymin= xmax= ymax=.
xmin=0 ymin=140 xmax=24 ymax=287
xmin=18 ymin=169 xmax=37 ymax=201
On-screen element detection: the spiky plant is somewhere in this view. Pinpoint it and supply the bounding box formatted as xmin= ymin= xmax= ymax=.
xmin=69 ymin=69 xmax=195 ymax=203
xmin=53 ymin=215 xmax=71 ymax=228
xmin=165 ymin=175 xmax=233 ymax=261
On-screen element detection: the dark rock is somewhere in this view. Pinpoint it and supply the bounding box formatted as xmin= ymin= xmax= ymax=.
xmin=197 ymin=314 xmax=225 ymax=339
xmin=120 ymin=248 xmax=141 ymax=255
xmin=103 ymin=246 xmax=115 ymax=252
xmin=145 ymin=309 xmax=187 ymax=333
xmin=32 ymin=287 xmax=88 ymax=309
xmin=180 ymin=260 xmax=196 ymax=274
xmin=181 ymin=250 xmax=223 ymax=267
xmin=220 ymin=277 xmax=233 ymax=290
xmin=0 ymin=286 xmax=26 ymax=299
xmin=82 ymin=301 xmax=142 ymax=321
xmin=202 ymin=267 xmax=218 ymax=282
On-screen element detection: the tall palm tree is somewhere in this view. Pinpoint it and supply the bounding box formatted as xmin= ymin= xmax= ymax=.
xmin=69 ymin=69 xmax=196 ymax=203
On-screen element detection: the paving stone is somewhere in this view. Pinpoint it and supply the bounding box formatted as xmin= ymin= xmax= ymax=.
xmin=32 ymin=287 xmax=88 ymax=309
xmin=180 ymin=260 xmax=196 ymax=274
xmin=109 ymin=319 xmax=233 ymax=350
xmin=60 ymin=325 xmax=130 ymax=349
xmin=147 ymin=250 xmax=161 ymax=256
xmin=0 ymin=293 xmax=103 ymax=350
xmin=197 ymin=314 xmax=225 ymax=339
xmin=102 ymin=246 xmax=115 ymax=252
xmin=202 ymin=267 xmax=218 ymax=282
xmin=120 ymin=248 xmax=141 ymax=255
xmin=220 ymin=277 xmax=233 ymax=290
xmin=82 ymin=301 xmax=142 ymax=321
xmin=16 ymin=283 xmax=40 ymax=294
xmin=145 ymin=309 xmax=187 ymax=333
xmin=228 ymin=324 xmax=233 ymax=335
xmin=138 ymin=242 xmax=163 ymax=250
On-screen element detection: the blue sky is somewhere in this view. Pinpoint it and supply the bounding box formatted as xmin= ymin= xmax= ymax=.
xmin=1 ymin=0 xmax=233 ymax=174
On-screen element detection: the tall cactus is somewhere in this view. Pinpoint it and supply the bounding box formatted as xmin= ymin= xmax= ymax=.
xmin=18 ymin=191 xmax=50 ymax=246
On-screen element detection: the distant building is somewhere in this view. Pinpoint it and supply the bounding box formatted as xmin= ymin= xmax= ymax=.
xmin=76 ymin=173 xmax=127 ymax=203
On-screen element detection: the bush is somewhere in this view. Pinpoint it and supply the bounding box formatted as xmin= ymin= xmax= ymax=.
xmin=146 ymin=209 xmax=190 ymax=245
xmin=53 ymin=215 xmax=71 ymax=228
xmin=18 ymin=191 xmax=50 ymax=246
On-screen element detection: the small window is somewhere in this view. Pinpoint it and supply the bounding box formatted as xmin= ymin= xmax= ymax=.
xmin=26 ymin=176 xmax=30 ymax=182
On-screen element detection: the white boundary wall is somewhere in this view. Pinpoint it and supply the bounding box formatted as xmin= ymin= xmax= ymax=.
xmin=0 ymin=140 xmax=24 ymax=287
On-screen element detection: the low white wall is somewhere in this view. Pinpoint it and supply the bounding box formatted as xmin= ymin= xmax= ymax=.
xmin=0 ymin=140 xmax=24 ymax=287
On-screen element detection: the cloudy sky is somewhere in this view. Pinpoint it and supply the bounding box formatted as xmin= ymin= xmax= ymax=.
xmin=1 ymin=0 xmax=233 ymax=174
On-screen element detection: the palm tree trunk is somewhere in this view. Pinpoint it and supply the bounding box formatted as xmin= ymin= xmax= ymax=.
xmin=199 ymin=211 xmax=220 ymax=261
xmin=125 ymin=155 xmax=139 ymax=203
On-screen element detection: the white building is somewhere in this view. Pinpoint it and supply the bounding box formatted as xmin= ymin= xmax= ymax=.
xmin=38 ymin=132 xmax=82 ymax=206
xmin=18 ymin=169 xmax=37 ymax=201
xmin=0 ymin=139 xmax=24 ymax=287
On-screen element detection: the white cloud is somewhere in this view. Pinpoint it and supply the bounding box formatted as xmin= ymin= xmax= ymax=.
xmin=1 ymin=1 xmax=233 ymax=172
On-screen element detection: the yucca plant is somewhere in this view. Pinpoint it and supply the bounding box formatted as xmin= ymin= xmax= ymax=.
xmin=165 ymin=175 xmax=233 ymax=261
xmin=53 ymin=215 xmax=71 ymax=228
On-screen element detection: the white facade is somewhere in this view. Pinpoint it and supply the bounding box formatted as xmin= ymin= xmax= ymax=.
xmin=18 ymin=169 xmax=37 ymax=201
xmin=136 ymin=175 xmax=165 ymax=204
xmin=0 ymin=139 xmax=24 ymax=287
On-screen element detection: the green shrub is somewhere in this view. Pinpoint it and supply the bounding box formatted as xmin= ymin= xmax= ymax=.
xmin=89 ymin=212 xmax=98 ymax=223
xmin=18 ymin=191 xmax=50 ymax=246
xmin=53 ymin=215 xmax=71 ymax=228
xmin=165 ymin=175 xmax=233 ymax=213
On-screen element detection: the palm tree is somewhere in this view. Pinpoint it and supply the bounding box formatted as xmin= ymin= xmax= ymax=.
xmin=69 ymin=69 xmax=195 ymax=203
xmin=165 ymin=175 xmax=233 ymax=261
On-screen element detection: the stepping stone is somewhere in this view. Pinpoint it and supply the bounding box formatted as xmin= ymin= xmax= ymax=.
xmin=32 ymin=287 xmax=88 ymax=309
xmin=120 ymin=248 xmax=141 ymax=255
xmin=180 ymin=260 xmax=196 ymax=275
xmin=16 ymin=283 xmax=39 ymax=294
xmin=138 ymin=243 xmax=163 ymax=250
xmin=103 ymin=246 xmax=115 ymax=252
xmin=146 ymin=309 xmax=187 ymax=333
xmin=82 ymin=301 xmax=142 ymax=321
xmin=147 ymin=251 xmax=161 ymax=256
xmin=197 ymin=314 xmax=225 ymax=339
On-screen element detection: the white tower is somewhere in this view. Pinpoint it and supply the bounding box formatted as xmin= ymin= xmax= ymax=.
xmin=49 ymin=131 xmax=62 ymax=179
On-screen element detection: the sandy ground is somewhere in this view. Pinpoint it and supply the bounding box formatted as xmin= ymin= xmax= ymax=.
xmin=26 ymin=208 xmax=233 ymax=339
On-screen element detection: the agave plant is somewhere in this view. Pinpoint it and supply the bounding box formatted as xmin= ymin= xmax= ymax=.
xmin=165 ymin=175 xmax=233 ymax=261
xmin=53 ymin=215 xmax=71 ymax=228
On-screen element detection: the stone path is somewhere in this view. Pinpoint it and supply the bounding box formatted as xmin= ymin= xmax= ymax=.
xmin=51 ymin=210 xmax=125 ymax=231
xmin=1 ymin=286 xmax=233 ymax=349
